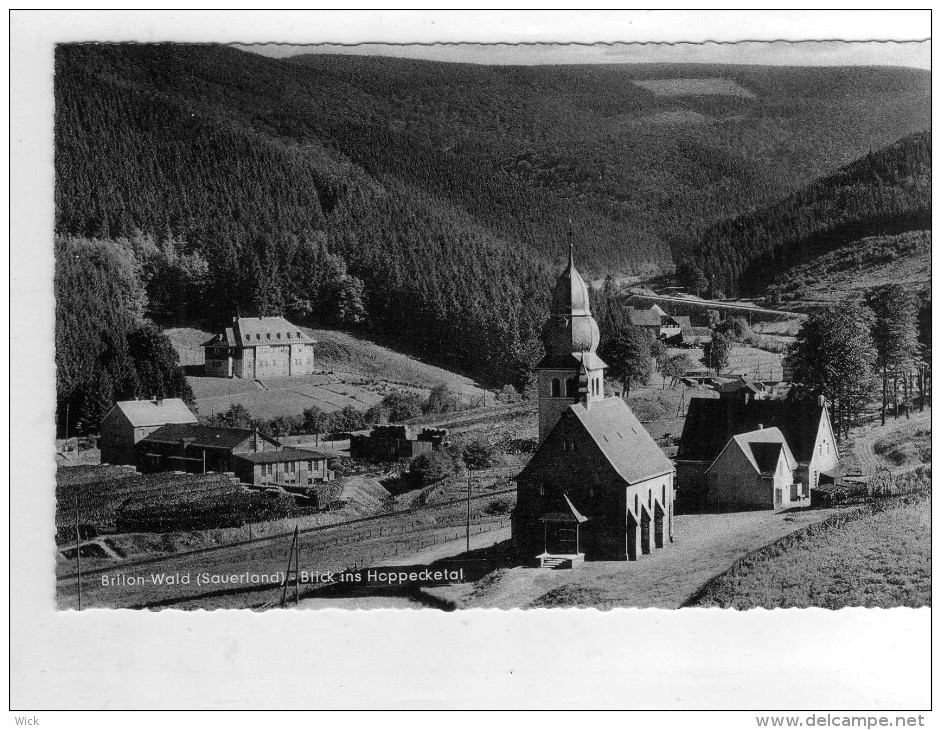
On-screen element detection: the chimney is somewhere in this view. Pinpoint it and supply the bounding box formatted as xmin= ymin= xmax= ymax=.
xmin=758 ymin=424 xmax=764 ymax=430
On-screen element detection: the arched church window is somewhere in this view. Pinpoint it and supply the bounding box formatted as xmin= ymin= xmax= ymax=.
xmin=551 ymin=378 xmax=561 ymax=397
xmin=566 ymin=378 xmax=576 ymax=397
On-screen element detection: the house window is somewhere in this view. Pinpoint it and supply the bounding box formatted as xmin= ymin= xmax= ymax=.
xmin=539 ymin=484 xmax=546 ymax=497
xmin=288 ymin=462 xmax=296 ymax=474
xmin=551 ymin=378 xmax=561 ymax=397
xmin=287 ymin=332 xmax=292 ymax=339
xmin=307 ymin=461 xmax=313 ymax=471
xmin=277 ymin=332 xmax=281 ymax=339
xmin=649 ymin=491 xmax=652 ymax=508
xmin=266 ymin=333 xmax=271 ymax=340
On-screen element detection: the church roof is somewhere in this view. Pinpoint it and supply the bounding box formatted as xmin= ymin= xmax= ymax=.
xmin=517 ymin=397 xmax=674 ymax=486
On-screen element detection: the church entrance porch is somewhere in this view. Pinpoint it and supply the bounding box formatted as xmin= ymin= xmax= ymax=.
xmin=537 ymin=494 xmax=588 ymax=569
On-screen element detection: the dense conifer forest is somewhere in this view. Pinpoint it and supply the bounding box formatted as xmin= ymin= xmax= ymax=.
xmin=682 ymin=132 xmax=931 ymax=297
xmin=54 ymin=43 xmax=930 ymax=425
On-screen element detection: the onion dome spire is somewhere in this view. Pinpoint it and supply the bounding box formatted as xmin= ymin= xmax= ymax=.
xmin=542 ymin=240 xmax=601 ymax=355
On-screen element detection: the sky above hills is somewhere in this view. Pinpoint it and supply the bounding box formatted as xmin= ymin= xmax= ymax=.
xmin=237 ymin=40 xmax=930 ymax=69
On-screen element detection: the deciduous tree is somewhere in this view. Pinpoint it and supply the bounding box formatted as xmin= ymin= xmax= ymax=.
xmin=784 ymin=303 xmax=876 ymax=439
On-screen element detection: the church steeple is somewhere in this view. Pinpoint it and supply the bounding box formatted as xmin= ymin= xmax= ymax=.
xmin=536 ymin=245 xmax=607 ymax=442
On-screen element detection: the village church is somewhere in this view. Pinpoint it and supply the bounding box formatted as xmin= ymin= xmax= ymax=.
xmin=512 ymin=248 xmax=676 ymax=565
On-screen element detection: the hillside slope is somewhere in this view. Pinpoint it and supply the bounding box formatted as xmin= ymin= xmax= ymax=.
xmin=769 ymin=230 xmax=930 ymax=310
xmin=685 ymin=131 xmax=931 ymax=297
xmin=54 ymin=44 xmax=930 ymax=384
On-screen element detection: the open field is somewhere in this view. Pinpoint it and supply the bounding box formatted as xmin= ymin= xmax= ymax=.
xmin=680 ymin=344 xmax=785 ymax=381
xmin=691 ymin=493 xmax=930 ymax=609
xmin=166 ymin=326 xmax=489 ymax=420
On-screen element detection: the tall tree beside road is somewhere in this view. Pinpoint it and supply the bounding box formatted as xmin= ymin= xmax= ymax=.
xmin=602 ymin=326 xmax=653 ymax=398
xmin=702 ymin=331 xmax=734 ymax=375
xmin=868 ymin=285 xmax=919 ymax=424
xmin=785 ymin=303 xmax=876 ymax=439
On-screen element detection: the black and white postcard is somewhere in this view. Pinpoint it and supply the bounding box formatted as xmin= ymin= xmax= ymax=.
xmin=10 ymin=8 xmax=933 ymax=713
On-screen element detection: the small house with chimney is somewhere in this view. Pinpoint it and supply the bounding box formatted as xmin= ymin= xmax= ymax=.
xmin=675 ymin=394 xmax=838 ymax=511
xmin=100 ymin=398 xmax=198 ymax=466
xmin=704 ymin=426 xmax=804 ymax=510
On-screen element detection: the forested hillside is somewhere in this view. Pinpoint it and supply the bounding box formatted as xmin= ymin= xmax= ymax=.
xmin=683 ymin=132 xmax=931 ymax=297
xmin=54 ymin=43 xmax=930 ymax=394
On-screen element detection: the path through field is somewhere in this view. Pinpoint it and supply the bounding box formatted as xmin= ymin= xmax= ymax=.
xmin=427 ymin=506 xmax=854 ymax=610
xmin=841 ymin=408 xmax=931 ymax=476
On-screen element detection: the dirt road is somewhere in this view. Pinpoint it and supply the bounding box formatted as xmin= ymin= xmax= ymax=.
xmin=425 ymin=506 xmax=854 ymax=609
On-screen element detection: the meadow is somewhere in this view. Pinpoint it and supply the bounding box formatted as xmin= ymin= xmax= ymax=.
xmin=691 ymin=490 xmax=930 ymax=609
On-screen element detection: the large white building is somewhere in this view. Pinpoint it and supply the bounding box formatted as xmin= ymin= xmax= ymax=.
xmin=202 ymin=316 xmax=317 ymax=379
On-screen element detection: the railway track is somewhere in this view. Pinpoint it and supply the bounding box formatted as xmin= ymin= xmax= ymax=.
xmin=56 ymin=486 xmax=516 ymax=584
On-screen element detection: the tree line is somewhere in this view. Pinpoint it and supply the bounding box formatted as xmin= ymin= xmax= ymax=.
xmin=55 ymin=236 xmax=195 ymax=434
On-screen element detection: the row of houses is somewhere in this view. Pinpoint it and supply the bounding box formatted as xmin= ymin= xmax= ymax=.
xmin=624 ymin=305 xmax=712 ymax=346
xmin=100 ymin=398 xmax=333 ymax=487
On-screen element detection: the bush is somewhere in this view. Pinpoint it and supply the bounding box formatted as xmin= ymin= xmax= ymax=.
xmin=495 ymin=384 xmax=523 ymax=403
xmin=409 ymin=450 xmax=456 ymax=484
xmin=424 ymin=383 xmax=461 ymax=414
xmin=381 ymin=390 xmax=423 ymax=422
xmin=485 ymin=498 xmax=512 ymax=515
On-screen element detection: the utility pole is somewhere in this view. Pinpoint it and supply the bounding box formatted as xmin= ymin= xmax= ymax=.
xmin=280 ymin=526 xmax=300 ymax=608
xmin=466 ymin=470 xmax=472 ymax=552
xmin=74 ymin=494 xmax=82 ymax=611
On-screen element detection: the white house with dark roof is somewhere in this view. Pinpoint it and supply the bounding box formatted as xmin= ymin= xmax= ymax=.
xmin=99 ymin=398 xmax=198 ymax=465
xmin=704 ymin=426 xmax=805 ymax=510
xmin=202 ymin=316 xmax=317 ymax=379
xmin=513 ymin=249 xmax=675 ymax=565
